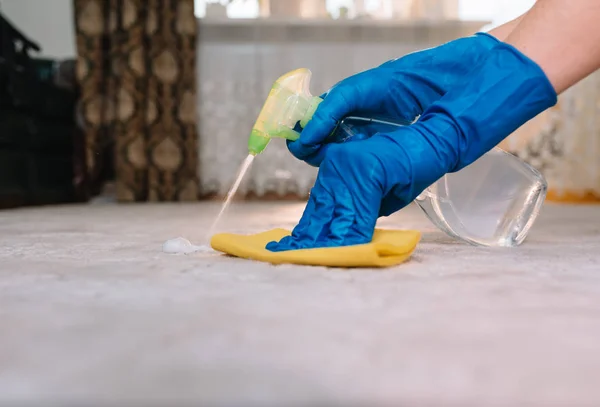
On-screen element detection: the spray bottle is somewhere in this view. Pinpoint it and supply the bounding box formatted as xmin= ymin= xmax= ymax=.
xmin=247 ymin=68 xmax=547 ymax=247
xmin=247 ymin=68 xmax=323 ymax=156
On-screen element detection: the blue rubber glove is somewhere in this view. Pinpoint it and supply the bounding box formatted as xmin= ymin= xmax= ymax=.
xmin=287 ymin=32 xmax=500 ymax=167
xmin=267 ymin=42 xmax=557 ymax=251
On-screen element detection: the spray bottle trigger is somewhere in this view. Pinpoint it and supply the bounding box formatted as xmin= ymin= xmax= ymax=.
xmin=300 ymin=96 xmax=323 ymax=129
xmin=270 ymin=126 xmax=300 ymax=142
xmin=281 ymin=128 xmax=300 ymax=141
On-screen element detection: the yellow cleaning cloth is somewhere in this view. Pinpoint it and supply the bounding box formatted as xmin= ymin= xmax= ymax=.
xmin=210 ymin=228 xmax=421 ymax=268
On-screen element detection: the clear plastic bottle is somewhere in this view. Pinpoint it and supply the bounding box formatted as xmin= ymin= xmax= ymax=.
xmin=335 ymin=116 xmax=548 ymax=247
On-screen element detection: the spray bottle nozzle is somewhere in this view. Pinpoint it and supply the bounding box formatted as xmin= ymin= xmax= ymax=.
xmin=248 ymin=68 xmax=322 ymax=155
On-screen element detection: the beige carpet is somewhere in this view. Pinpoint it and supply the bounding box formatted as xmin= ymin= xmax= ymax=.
xmin=1 ymin=201 xmax=599 ymax=406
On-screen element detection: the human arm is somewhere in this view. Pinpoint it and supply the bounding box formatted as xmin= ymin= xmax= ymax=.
xmin=503 ymin=0 xmax=600 ymax=94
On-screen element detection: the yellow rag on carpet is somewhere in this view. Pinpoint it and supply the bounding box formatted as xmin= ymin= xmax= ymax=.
xmin=210 ymin=228 xmax=421 ymax=268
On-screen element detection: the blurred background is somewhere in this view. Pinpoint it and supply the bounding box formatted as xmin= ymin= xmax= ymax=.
xmin=2 ymin=0 xmax=596 ymax=210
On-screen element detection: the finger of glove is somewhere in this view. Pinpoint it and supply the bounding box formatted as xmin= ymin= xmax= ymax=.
xmin=265 ymin=191 xmax=317 ymax=252
xmin=286 ymin=139 xmax=335 ymax=167
xmin=285 ymin=91 xmax=334 ymax=163
xmin=303 ymin=130 xmax=369 ymax=167
xmin=314 ymin=183 xmax=370 ymax=247
xmin=265 ymin=181 xmax=335 ymax=251
xmin=293 ymin=86 xmax=358 ymax=156
xmin=288 ymin=181 xmax=336 ymax=250
xmin=287 ymin=120 xmax=373 ymax=167
xmin=318 ymin=151 xmax=379 ymax=247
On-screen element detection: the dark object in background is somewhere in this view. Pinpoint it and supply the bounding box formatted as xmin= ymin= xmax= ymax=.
xmin=0 ymin=11 xmax=86 ymax=209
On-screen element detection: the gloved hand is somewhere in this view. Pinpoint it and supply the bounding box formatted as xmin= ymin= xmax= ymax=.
xmin=287 ymin=32 xmax=500 ymax=167
xmin=267 ymin=42 xmax=557 ymax=251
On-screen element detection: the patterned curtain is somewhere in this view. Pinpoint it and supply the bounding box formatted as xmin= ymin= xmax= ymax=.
xmin=73 ymin=0 xmax=199 ymax=201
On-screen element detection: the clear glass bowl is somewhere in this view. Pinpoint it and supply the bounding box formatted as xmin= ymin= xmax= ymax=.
xmin=334 ymin=116 xmax=547 ymax=247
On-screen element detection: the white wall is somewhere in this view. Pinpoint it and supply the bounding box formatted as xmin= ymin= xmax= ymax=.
xmin=459 ymin=0 xmax=536 ymax=30
xmin=0 ymin=0 xmax=76 ymax=59
xmin=195 ymin=0 xmax=536 ymax=23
